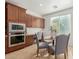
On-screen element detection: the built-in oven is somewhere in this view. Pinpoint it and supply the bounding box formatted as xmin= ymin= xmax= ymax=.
xmin=9 ymin=23 xmax=26 ymax=32
xmin=8 ymin=23 xmax=26 ymax=47
xmin=9 ymin=32 xmax=26 ymax=47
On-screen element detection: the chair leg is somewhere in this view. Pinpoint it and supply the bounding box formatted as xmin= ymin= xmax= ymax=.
xmin=46 ymin=48 xmax=51 ymax=59
xmin=47 ymin=54 xmax=51 ymax=59
xmin=37 ymin=49 xmax=39 ymax=57
xmin=48 ymin=51 xmax=51 ymax=59
xmin=55 ymin=55 xmax=57 ymax=59
xmin=65 ymin=48 xmax=68 ymax=59
xmin=66 ymin=47 xmax=68 ymax=57
xmin=64 ymin=52 xmax=66 ymax=59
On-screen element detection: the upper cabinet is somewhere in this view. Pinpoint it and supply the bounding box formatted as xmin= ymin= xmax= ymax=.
xmin=18 ymin=7 xmax=27 ymax=25
xmin=7 ymin=3 xmax=18 ymax=22
xmin=26 ymin=14 xmax=32 ymax=27
xmin=6 ymin=3 xmax=26 ymax=23
xmin=32 ymin=16 xmax=36 ymax=27
xmin=40 ymin=18 xmax=45 ymax=28
xmin=6 ymin=3 xmax=45 ymax=28
xmin=18 ymin=7 xmax=26 ymax=20
xmin=32 ymin=16 xmax=45 ymax=28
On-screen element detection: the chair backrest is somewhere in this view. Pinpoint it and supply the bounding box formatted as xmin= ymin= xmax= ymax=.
xmin=35 ymin=33 xmax=39 ymax=48
xmin=51 ymin=31 xmax=56 ymax=46
xmin=66 ymin=33 xmax=70 ymax=47
xmin=37 ymin=32 xmax=42 ymax=40
xmin=55 ymin=34 xmax=70 ymax=55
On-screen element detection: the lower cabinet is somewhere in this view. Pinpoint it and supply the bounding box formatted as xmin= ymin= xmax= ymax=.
xmin=5 ymin=35 xmax=8 ymax=53
xmin=25 ymin=35 xmax=34 ymax=46
xmin=5 ymin=35 xmax=34 ymax=54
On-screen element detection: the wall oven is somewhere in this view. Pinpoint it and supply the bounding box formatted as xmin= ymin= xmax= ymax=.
xmin=9 ymin=23 xmax=26 ymax=32
xmin=9 ymin=32 xmax=26 ymax=47
xmin=9 ymin=23 xmax=26 ymax=47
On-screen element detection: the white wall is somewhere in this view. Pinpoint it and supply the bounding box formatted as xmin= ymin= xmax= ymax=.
xmin=43 ymin=8 xmax=73 ymax=47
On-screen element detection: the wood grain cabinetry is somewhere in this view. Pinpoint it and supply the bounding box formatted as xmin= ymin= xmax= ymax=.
xmin=26 ymin=14 xmax=32 ymax=27
xmin=7 ymin=4 xmax=18 ymax=22
xmin=18 ymin=7 xmax=26 ymax=24
xmin=40 ymin=18 xmax=45 ymax=28
xmin=5 ymin=35 xmax=8 ymax=53
xmin=32 ymin=16 xmax=37 ymax=27
xmin=5 ymin=35 xmax=34 ymax=54
xmin=36 ymin=18 xmax=42 ymax=28
xmin=26 ymin=35 xmax=34 ymax=46
xmin=7 ymin=3 xmax=26 ymax=23
xmin=6 ymin=3 xmax=45 ymax=28
xmin=32 ymin=16 xmax=45 ymax=28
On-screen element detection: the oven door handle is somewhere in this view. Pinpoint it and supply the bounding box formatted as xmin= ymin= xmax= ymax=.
xmin=9 ymin=34 xmax=25 ymax=36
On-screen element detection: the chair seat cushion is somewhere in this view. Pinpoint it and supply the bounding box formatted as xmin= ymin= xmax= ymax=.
xmin=48 ymin=46 xmax=55 ymax=54
xmin=51 ymin=46 xmax=55 ymax=51
xmin=39 ymin=42 xmax=49 ymax=49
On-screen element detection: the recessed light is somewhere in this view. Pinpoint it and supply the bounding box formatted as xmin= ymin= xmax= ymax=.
xmin=40 ymin=4 xmax=43 ymax=6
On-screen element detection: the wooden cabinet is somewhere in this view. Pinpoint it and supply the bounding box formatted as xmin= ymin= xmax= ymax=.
xmin=18 ymin=7 xmax=26 ymax=22
xmin=32 ymin=16 xmax=45 ymax=28
xmin=7 ymin=3 xmax=26 ymax=24
xmin=7 ymin=4 xmax=18 ymax=22
xmin=5 ymin=34 xmax=34 ymax=54
xmin=25 ymin=35 xmax=34 ymax=46
xmin=5 ymin=35 xmax=8 ymax=53
xmin=32 ymin=16 xmax=38 ymax=27
xmin=40 ymin=18 xmax=45 ymax=28
xmin=26 ymin=14 xmax=32 ymax=27
xmin=6 ymin=3 xmax=45 ymax=28
xmin=36 ymin=18 xmax=42 ymax=28
xmin=32 ymin=16 xmax=36 ymax=27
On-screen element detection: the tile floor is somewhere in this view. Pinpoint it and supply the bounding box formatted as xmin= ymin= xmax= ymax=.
xmin=5 ymin=44 xmax=73 ymax=59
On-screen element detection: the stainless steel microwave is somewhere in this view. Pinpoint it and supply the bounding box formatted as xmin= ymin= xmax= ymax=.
xmin=9 ymin=23 xmax=26 ymax=32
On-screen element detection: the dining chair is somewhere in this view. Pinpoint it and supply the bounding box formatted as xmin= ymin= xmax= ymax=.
xmin=48 ymin=34 xmax=70 ymax=59
xmin=36 ymin=32 xmax=45 ymax=42
xmin=35 ymin=33 xmax=49 ymax=57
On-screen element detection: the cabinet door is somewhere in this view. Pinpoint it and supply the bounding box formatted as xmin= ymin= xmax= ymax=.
xmin=18 ymin=8 xmax=26 ymax=24
xmin=32 ymin=17 xmax=41 ymax=28
xmin=26 ymin=14 xmax=32 ymax=27
xmin=36 ymin=18 xmax=45 ymax=28
xmin=40 ymin=18 xmax=45 ymax=28
xmin=26 ymin=35 xmax=34 ymax=46
xmin=36 ymin=19 xmax=41 ymax=28
xmin=24 ymin=14 xmax=28 ymax=26
xmin=35 ymin=17 xmax=41 ymax=28
xmin=5 ymin=35 xmax=8 ymax=53
xmin=7 ymin=4 xmax=18 ymax=22
xmin=32 ymin=16 xmax=37 ymax=27
xmin=14 ymin=6 xmax=19 ymax=21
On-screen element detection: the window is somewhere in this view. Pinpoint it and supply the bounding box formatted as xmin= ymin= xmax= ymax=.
xmin=50 ymin=14 xmax=71 ymax=34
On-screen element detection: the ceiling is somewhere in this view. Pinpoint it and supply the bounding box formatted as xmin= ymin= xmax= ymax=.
xmin=6 ymin=0 xmax=73 ymax=16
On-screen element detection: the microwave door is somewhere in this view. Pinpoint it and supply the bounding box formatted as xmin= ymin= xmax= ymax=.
xmin=9 ymin=23 xmax=26 ymax=32
xmin=9 ymin=34 xmax=25 ymax=47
